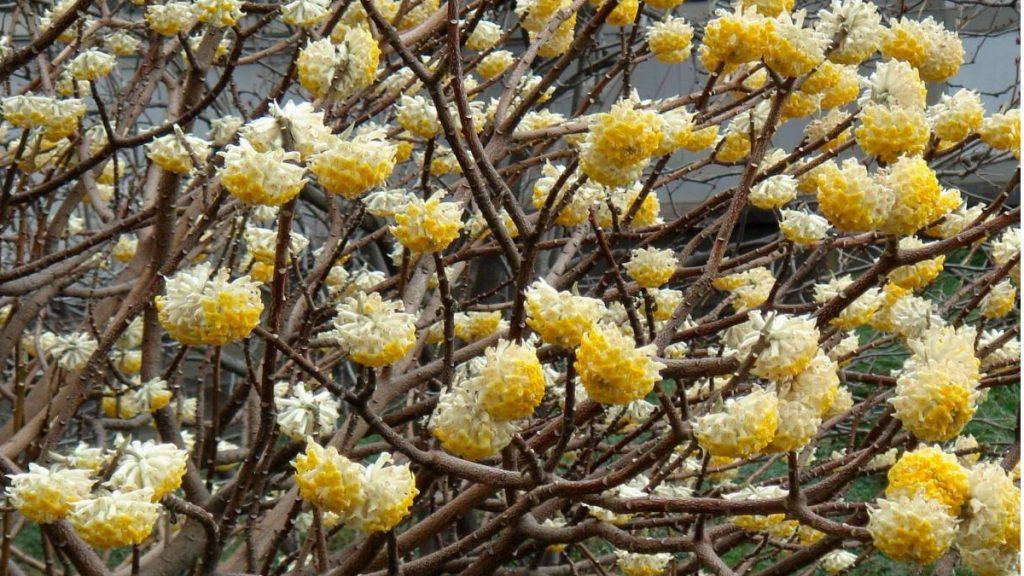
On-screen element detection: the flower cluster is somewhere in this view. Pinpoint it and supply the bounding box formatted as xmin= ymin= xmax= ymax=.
xmin=155 ymin=263 xmax=264 ymax=346
xmin=324 ymin=293 xmax=416 ymax=366
xmin=293 ymin=440 xmax=418 ymax=532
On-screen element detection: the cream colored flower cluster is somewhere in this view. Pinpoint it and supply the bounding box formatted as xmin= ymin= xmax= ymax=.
xmin=869 ymin=446 xmax=1020 ymax=573
xmin=6 ymin=439 xmax=188 ymax=549
xmin=155 ymin=262 xmax=264 ymax=346
xmin=324 ymin=292 xmax=416 ymax=367
xmin=891 ymin=324 xmax=981 ymax=442
xmin=430 ymin=358 xmax=517 ymax=460
xmin=292 ymin=440 xmax=418 ymax=533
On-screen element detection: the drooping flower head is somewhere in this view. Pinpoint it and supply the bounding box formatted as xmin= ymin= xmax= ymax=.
xmin=6 ymin=464 xmax=94 ymax=523
xmin=69 ymin=489 xmax=161 ymax=549
xmin=324 ymin=292 xmax=416 ymax=367
xmin=391 ymin=191 xmax=464 ymax=253
xmin=155 ymin=263 xmax=264 ymax=346
xmin=107 ymin=440 xmax=188 ymax=501
xmin=219 ymin=139 xmax=307 ymax=206
xmin=695 ymin=387 xmax=780 ymax=458
xmin=724 ymin=311 xmax=820 ymax=381
xmin=574 ymin=323 xmax=666 ymax=405
xmin=347 ymin=453 xmax=418 ymax=533
xmin=475 ymin=340 xmax=546 ymax=421
xmin=309 ymin=130 xmax=397 ymax=199
xmin=867 ymin=492 xmax=957 ymax=564
xmin=275 ymin=382 xmax=341 ymax=440
xmin=525 ymin=279 xmax=606 ymax=348
xmin=292 ymin=439 xmax=366 ymax=515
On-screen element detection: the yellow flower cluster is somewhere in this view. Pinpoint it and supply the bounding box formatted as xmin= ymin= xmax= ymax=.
xmin=397 ymin=95 xmax=441 ymax=139
xmin=928 ymin=89 xmax=985 ymax=143
xmin=814 ymin=276 xmax=883 ymax=329
xmin=726 ymin=485 xmax=792 ymax=534
xmin=888 ymin=238 xmax=945 ymax=291
xmin=802 ymin=62 xmax=859 ymax=110
xmin=477 ymin=340 xmax=546 ymax=421
xmin=724 ymin=311 xmax=820 ymax=380
xmin=219 ymin=139 xmax=307 ymax=206
xmin=298 ymin=38 xmax=339 ymax=98
xmin=779 ymin=210 xmax=829 ymax=246
xmin=293 ymin=440 xmax=366 ymax=514
xmin=980 ymin=279 xmax=1016 ymax=318
xmin=867 ymin=492 xmax=958 ymax=564
xmin=695 ymin=386 xmax=779 ymax=458
xmin=712 ymin=266 xmax=775 ymax=311
xmin=431 ymin=361 xmax=517 ymax=459
xmin=777 ymin=350 xmax=840 ymax=416
xmin=647 ymin=16 xmax=694 ymax=64
xmin=698 ymin=7 xmax=769 ymax=72
xmin=855 ymin=105 xmax=930 ymax=163
xmin=6 ymin=464 xmax=93 ymax=523
xmin=816 ymin=0 xmax=882 ymax=64
xmin=516 ymin=0 xmax=569 ymax=34
xmin=594 ymin=184 xmax=663 ymax=229
xmin=877 ymin=157 xmax=945 ymax=236
xmin=144 ymin=2 xmax=196 ymax=36
xmin=623 ymin=247 xmax=677 ymax=288
xmin=155 ymin=263 xmax=264 ymax=346
xmin=579 ymin=98 xmax=663 ymax=186
xmin=335 ymin=27 xmax=381 ymax=98
xmin=107 ymin=440 xmax=188 ymax=501
xmin=281 ymin=0 xmax=329 ymax=27
xmin=107 ymin=384 xmax=157 ymax=420
xmin=765 ymin=399 xmax=820 ymax=452
xmin=715 ymin=131 xmax=751 ymax=163
xmin=958 ymin=463 xmax=1021 ymax=576
xmin=531 ymin=163 xmax=603 ymax=227
xmin=194 ymin=0 xmax=244 ymax=27
xmin=802 ymin=111 xmax=851 ymax=152
xmin=891 ymin=324 xmax=981 ymax=441
xmin=525 ymin=279 xmax=606 ymax=348
xmin=749 ymin=174 xmax=797 ymax=210
xmin=763 ymin=11 xmax=827 ymax=78
xmin=325 ymin=293 xmax=416 ymax=366
xmin=615 ymin=551 xmax=673 ymax=576
xmin=589 ymin=0 xmax=638 ymax=26
xmin=990 ymin=227 xmax=1021 ymax=283
xmin=887 ymin=447 xmax=969 ymax=517
xmin=466 ymin=20 xmax=502 ymax=51
xmin=880 ymin=17 xmax=963 ymax=82
xmin=574 ymin=324 xmax=665 ymax=404
xmin=69 ymin=489 xmax=161 ymax=549
xmin=477 ymin=50 xmax=514 ymax=79
xmin=243 ymin=226 xmax=309 ymax=283
xmin=146 ymin=131 xmax=212 ymax=174
xmin=812 ymin=159 xmax=890 ymax=232
xmin=308 ymin=131 xmax=397 ymax=199
xmin=978 ymin=109 xmax=1021 ymax=158
xmin=391 ymin=191 xmax=464 ymax=253
xmin=68 ymin=49 xmax=116 ymax=81
xmin=452 ymin=311 xmax=504 ymax=342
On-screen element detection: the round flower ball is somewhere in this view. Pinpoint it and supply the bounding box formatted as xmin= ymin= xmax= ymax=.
xmin=391 ymin=191 xmax=464 ymax=253
xmin=694 ymin=386 xmax=779 ymax=458
xmin=477 ymin=340 xmax=547 ymax=422
xmin=574 ymin=324 xmax=665 ymax=405
xmin=885 ymin=445 xmax=969 ymax=514
xmin=867 ymin=492 xmax=957 ymax=564
xmin=292 ymin=440 xmax=366 ymax=516
xmin=155 ymin=263 xmax=264 ymax=346
xmin=6 ymin=464 xmax=93 ymax=523
xmin=624 ymin=247 xmax=677 ymax=288
xmin=69 ymin=489 xmax=161 ymax=549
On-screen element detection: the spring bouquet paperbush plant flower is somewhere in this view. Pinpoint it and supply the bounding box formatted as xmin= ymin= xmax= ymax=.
xmin=0 ymin=0 xmax=1020 ymax=573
